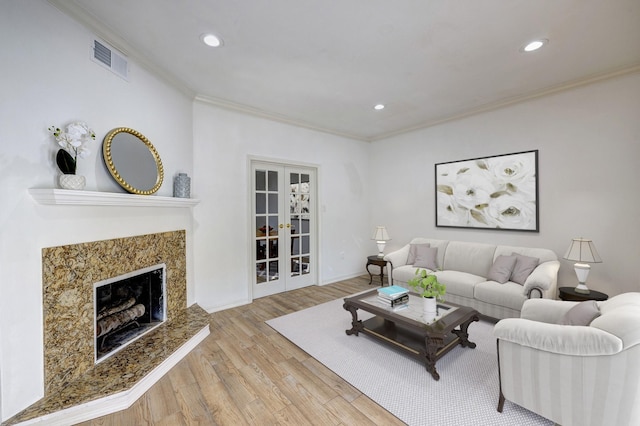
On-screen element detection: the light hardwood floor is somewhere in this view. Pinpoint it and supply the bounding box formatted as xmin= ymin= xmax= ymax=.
xmin=79 ymin=276 xmax=405 ymax=425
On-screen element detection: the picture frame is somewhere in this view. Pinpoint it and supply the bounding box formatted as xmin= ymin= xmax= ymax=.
xmin=435 ymin=150 xmax=539 ymax=231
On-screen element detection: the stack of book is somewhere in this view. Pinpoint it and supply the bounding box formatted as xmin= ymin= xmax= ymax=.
xmin=377 ymin=285 xmax=409 ymax=309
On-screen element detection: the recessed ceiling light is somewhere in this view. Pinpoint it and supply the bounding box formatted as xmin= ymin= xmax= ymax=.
xmin=521 ymin=39 xmax=548 ymax=52
xmin=202 ymin=33 xmax=223 ymax=47
xmin=374 ymin=104 xmax=385 ymax=110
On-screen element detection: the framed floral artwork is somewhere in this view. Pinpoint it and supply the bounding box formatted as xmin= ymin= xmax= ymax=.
xmin=435 ymin=150 xmax=539 ymax=231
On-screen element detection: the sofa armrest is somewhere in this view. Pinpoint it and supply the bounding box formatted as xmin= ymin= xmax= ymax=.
xmin=523 ymin=260 xmax=559 ymax=297
xmin=520 ymin=298 xmax=576 ymax=323
xmin=383 ymin=244 xmax=410 ymax=268
xmin=494 ymin=318 xmax=623 ymax=356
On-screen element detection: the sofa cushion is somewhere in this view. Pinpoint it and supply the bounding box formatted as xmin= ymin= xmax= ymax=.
xmin=475 ymin=281 xmax=528 ymax=311
xmin=392 ymin=265 xmax=428 ymax=284
xmin=511 ymin=253 xmax=539 ymax=285
xmin=442 ymin=241 xmax=496 ymax=277
xmin=561 ymin=300 xmax=601 ymax=326
xmin=487 ymin=255 xmax=517 ymax=283
xmin=414 ymin=247 xmax=438 ymax=270
xmin=435 ymin=270 xmax=485 ymax=298
xmin=407 ymin=243 xmax=430 ymax=265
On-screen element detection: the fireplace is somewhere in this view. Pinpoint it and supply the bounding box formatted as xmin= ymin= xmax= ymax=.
xmin=41 ymin=231 xmax=188 ymax=394
xmin=94 ymin=263 xmax=167 ymax=362
xmin=3 ymin=230 xmax=214 ymax=426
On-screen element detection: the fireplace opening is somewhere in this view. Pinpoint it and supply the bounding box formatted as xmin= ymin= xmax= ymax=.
xmin=94 ymin=263 xmax=166 ymax=363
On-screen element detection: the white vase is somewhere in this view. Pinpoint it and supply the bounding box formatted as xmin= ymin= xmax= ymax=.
xmin=59 ymin=174 xmax=86 ymax=190
xmin=422 ymin=297 xmax=437 ymax=320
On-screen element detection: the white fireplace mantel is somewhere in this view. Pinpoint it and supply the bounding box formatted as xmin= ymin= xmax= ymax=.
xmin=29 ymin=188 xmax=200 ymax=208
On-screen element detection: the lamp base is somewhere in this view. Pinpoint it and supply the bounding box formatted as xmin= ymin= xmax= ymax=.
xmin=574 ymin=283 xmax=591 ymax=294
xmin=376 ymin=242 xmax=386 ymax=258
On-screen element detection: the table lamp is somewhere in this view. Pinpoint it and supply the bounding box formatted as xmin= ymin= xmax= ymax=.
xmin=563 ymin=237 xmax=602 ymax=294
xmin=371 ymin=226 xmax=391 ymax=257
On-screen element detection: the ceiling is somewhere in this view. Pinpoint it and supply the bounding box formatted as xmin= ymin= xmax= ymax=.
xmin=50 ymin=0 xmax=640 ymax=141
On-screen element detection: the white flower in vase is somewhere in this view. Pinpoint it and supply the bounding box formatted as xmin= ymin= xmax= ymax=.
xmin=48 ymin=122 xmax=95 ymax=175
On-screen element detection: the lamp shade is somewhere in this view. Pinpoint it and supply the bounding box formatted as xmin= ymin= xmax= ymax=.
xmin=371 ymin=226 xmax=390 ymax=241
xmin=563 ymin=238 xmax=602 ymax=263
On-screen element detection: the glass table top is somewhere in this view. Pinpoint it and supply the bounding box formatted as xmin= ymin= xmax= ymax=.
xmin=359 ymin=292 xmax=458 ymax=325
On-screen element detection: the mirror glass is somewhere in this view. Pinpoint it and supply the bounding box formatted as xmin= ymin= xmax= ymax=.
xmin=103 ymin=128 xmax=164 ymax=195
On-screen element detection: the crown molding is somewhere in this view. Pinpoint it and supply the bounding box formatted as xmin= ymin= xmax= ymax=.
xmin=46 ymin=1 xmax=640 ymax=144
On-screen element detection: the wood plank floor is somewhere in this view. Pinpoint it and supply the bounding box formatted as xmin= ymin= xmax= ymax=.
xmin=79 ymin=276 xmax=405 ymax=425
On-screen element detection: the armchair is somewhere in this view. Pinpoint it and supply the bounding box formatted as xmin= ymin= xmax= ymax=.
xmin=493 ymin=293 xmax=640 ymax=426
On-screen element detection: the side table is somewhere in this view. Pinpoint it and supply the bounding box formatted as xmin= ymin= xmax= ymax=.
xmin=558 ymin=287 xmax=608 ymax=302
xmin=366 ymin=255 xmax=387 ymax=286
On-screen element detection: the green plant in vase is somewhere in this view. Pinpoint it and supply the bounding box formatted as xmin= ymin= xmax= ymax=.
xmin=407 ymin=268 xmax=446 ymax=301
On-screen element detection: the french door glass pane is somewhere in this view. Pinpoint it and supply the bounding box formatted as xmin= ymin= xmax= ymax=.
xmin=256 ymin=170 xmax=266 ymax=191
xmin=255 ymin=169 xmax=280 ymax=286
xmin=268 ymin=194 xmax=278 ymax=214
xmin=289 ymin=171 xmax=311 ymax=278
xmin=256 ymin=193 xmax=266 ymax=214
xmin=268 ymin=171 xmax=278 ymax=191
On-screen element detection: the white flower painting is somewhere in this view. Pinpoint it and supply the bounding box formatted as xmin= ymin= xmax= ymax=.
xmin=435 ymin=150 xmax=538 ymax=231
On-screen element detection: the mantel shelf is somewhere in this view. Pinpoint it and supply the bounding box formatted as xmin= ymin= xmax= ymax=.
xmin=28 ymin=188 xmax=200 ymax=208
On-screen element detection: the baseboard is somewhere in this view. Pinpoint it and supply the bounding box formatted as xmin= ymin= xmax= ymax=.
xmin=14 ymin=325 xmax=210 ymax=426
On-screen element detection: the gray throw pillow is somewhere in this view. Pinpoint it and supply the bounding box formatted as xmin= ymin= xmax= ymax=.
xmin=407 ymin=243 xmax=430 ymax=265
xmin=487 ymin=255 xmax=518 ymax=283
xmin=413 ymin=247 xmax=438 ymax=270
xmin=510 ymin=253 xmax=539 ymax=285
xmin=561 ymin=300 xmax=601 ymax=326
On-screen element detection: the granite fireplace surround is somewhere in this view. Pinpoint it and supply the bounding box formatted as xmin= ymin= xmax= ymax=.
xmin=6 ymin=230 xmax=210 ymax=425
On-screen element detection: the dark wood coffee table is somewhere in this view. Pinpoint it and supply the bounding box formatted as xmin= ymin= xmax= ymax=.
xmin=343 ymin=289 xmax=479 ymax=380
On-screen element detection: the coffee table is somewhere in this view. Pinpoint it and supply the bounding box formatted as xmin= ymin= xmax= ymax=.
xmin=343 ymin=289 xmax=479 ymax=380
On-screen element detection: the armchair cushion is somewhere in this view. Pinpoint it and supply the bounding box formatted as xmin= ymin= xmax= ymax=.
xmin=561 ymin=300 xmax=601 ymax=326
xmin=520 ymin=298 xmax=575 ymax=324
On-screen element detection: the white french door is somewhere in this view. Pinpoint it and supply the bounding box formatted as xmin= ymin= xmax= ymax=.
xmin=251 ymin=161 xmax=317 ymax=298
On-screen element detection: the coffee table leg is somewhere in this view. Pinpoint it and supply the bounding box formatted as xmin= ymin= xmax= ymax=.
xmin=452 ymin=314 xmax=479 ymax=348
xmin=343 ymin=302 xmax=363 ymax=336
xmin=424 ymin=336 xmax=443 ymax=381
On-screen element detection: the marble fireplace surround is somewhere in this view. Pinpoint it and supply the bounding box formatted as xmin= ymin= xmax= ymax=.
xmin=5 ymin=230 xmax=210 ymax=425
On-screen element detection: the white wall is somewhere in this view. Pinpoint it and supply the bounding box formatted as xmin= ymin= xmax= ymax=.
xmin=0 ymin=1 xmax=194 ymax=420
xmin=192 ymin=101 xmax=371 ymax=312
xmin=371 ymin=71 xmax=640 ymax=297
xmin=3 ymin=0 xmax=639 ymax=422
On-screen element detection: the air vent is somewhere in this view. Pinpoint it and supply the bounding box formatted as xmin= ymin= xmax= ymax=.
xmin=91 ymin=38 xmax=128 ymax=81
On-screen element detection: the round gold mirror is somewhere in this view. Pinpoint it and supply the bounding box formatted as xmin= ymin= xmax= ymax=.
xmin=103 ymin=127 xmax=164 ymax=195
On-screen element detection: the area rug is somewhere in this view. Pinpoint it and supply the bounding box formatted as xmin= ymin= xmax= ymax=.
xmin=266 ymin=296 xmax=553 ymax=426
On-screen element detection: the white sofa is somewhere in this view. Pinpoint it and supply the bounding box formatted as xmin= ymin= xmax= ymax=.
xmin=384 ymin=238 xmax=559 ymax=319
xmin=494 ymin=294 xmax=640 ymax=426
